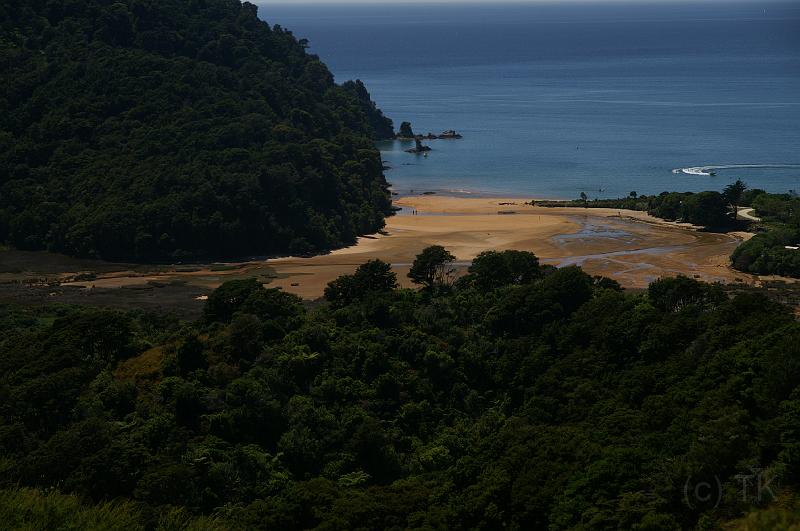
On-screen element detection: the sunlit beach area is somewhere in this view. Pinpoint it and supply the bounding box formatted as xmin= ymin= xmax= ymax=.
xmin=1 ymin=195 xmax=756 ymax=306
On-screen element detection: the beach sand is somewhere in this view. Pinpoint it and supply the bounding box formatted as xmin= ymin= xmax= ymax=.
xmin=15 ymin=195 xmax=754 ymax=303
xmin=263 ymin=195 xmax=752 ymax=298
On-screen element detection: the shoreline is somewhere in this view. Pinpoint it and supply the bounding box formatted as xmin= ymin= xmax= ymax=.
xmin=389 ymin=187 xmax=568 ymax=201
xmin=262 ymin=194 xmax=757 ymax=297
xmin=1 ymin=194 xmax=775 ymax=305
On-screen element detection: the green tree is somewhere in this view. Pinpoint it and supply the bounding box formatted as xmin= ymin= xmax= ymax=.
xmin=176 ymin=334 xmax=207 ymax=375
xmin=681 ymin=191 xmax=730 ymax=226
xmin=325 ymin=259 xmax=397 ymax=307
xmin=408 ymin=245 xmax=456 ymax=289
xmin=351 ymin=259 xmax=398 ymax=293
xmin=466 ymin=250 xmax=540 ymax=289
xmin=647 ymin=275 xmax=724 ymax=312
xmin=228 ymin=313 xmax=264 ymax=361
xmin=204 ymin=279 xmax=264 ymax=324
xmin=723 ymin=179 xmax=748 ymax=219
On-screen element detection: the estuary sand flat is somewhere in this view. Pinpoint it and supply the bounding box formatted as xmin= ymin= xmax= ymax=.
xmin=18 ymin=195 xmax=753 ymax=303
xmin=265 ymin=196 xmax=751 ymax=298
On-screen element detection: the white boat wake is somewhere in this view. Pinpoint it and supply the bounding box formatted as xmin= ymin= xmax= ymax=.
xmin=672 ymin=164 xmax=800 ymax=176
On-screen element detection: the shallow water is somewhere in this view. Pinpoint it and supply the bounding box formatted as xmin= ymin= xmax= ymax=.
xmin=554 ymin=245 xmax=690 ymax=268
xmin=551 ymin=222 xmax=635 ymax=246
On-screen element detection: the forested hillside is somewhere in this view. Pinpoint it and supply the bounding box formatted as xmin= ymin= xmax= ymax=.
xmin=0 ymin=0 xmax=394 ymax=262
xmin=732 ymin=191 xmax=800 ymax=278
xmin=1 ymin=251 xmax=798 ymax=529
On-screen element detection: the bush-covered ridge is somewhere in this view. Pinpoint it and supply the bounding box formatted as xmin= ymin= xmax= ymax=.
xmin=732 ymin=191 xmax=800 ymax=278
xmin=1 ymin=250 xmax=799 ymax=529
xmin=537 ymin=189 xmax=736 ymax=228
xmin=0 ymin=0 xmax=394 ymax=262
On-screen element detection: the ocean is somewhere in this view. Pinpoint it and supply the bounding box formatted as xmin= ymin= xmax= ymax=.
xmin=260 ymin=1 xmax=800 ymax=199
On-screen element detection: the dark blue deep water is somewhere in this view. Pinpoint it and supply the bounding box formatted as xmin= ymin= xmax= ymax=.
xmin=260 ymin=2 xmax=800 ymax=198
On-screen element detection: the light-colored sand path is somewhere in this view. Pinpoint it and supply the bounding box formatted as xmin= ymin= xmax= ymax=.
xmin=737 ymin=207 xmax=761 ymax=222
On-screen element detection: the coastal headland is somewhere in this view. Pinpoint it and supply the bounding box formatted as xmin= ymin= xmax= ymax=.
xmin=1 ymin=195 xmax=772 ymax=316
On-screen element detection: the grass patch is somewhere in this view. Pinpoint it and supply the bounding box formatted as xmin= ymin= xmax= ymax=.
xmin=0 ymin=487 xmax=224 ymax=530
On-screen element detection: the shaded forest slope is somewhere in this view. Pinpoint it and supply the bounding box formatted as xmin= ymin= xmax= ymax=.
xmin=0 ymin=0 xmax=394 ymax=261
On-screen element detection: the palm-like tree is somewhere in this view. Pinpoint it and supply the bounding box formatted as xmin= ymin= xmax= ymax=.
xmin=723 ymin=179 xmax=747 ymax=220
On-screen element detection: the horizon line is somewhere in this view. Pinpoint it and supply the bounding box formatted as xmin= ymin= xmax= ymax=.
xmin=258 ymin=0 xmax=787 ymax=4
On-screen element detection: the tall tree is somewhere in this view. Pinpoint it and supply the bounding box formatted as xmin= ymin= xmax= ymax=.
xmin=408 ymin=245 xmax=456 ymax=289
xmin=724 ymin=179 xmax=748 ymax=220
xmin=467 ymin=250 xmax=541 ymax=289
xmin=325 ymin=259 xmax=397 ymax=306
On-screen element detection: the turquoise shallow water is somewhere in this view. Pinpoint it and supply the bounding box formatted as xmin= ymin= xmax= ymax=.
xmin=261 ymin=1 xmax=800 ymax=199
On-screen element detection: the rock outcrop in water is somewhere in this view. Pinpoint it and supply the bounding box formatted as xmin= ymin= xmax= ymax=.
xmin=438 ymin=130 xmax=463 ymax=139
xmin=405 ymin=138 xmax=432 ymax=153
xmin=398 ymin=121 xmax=415 ymax=139
xmin=397 ymin=122 xmax=463 ymax=141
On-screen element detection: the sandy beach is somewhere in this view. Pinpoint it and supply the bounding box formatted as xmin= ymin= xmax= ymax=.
xmin=263 ymin=195 xmax=752 ymax=297
xmin=2 ymin=195 xmax=760 ymax=306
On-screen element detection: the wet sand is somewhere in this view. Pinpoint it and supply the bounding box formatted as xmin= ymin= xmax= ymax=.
xmin=1 ymin=196 xmax=760 ymax=304
xmin=265 ymin=195 xmax=752 ymax=297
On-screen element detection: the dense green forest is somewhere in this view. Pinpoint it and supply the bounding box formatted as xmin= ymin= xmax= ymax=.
xmin=539 ymin=190 xmax=736 ymax=228
xmin=732 ymin=191 xmax=800 ymax=278
xmin=1 ymin=249 xmax=799 ymax=529
xmin=0 ymin=0 xmax=394 ymax=262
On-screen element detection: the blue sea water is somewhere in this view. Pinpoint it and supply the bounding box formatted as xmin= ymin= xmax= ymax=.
xmin=260 ymin=1 xmax=800 ymax=199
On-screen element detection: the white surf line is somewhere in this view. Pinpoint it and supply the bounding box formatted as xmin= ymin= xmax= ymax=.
xmin=671 ymin=164 xmax=800 ymax=176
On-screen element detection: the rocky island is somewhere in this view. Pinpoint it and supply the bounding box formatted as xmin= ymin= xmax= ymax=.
xmin=438 ymin=129 xmax=463 ymax=139
xmin=396 ymin=121 xmax=464 ymax=141
xmin=405 ymin=138 xmax=432 ymax=153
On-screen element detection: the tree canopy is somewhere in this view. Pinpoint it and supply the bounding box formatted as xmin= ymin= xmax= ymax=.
xmin=324 ymin=259 xmax=398 ymax=307
xmin=731 ymin=191 xmax=800 ymax=277
xmin=1 ymin=253 xmax=799 ymax=529
xmin=461 ymin=249 xmax=542 ymax=289
xmin=544 ymin=190 xmax=735 ymax=228
xmin=0 ymin=0 xmax=395 ymax=262
xmin=408 ymin=245 xmax=456 ymax=289
xmin=724 ymin=179 xmax=748 ymax=211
